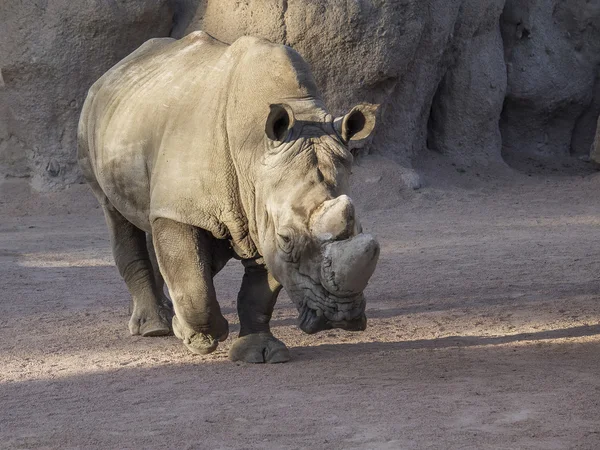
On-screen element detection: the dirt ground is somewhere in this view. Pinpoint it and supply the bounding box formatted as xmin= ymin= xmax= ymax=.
xmin=1 ymin=157 xmax=600 ymax=450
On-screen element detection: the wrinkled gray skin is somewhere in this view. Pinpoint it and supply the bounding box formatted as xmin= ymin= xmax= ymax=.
xmin=78 ymin=31 xmax=380 ymax=363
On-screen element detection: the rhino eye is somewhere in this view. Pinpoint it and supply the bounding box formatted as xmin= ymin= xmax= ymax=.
xmin=276 ymin=228 xmax=299 ymax=262
xmin=277 ymin=232 xmax=293 ymax=253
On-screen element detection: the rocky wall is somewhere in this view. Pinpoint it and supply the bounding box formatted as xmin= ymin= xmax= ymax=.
xmin=0 ymin=0 xmax=598 ymax=190
xmin=501 ymin=0 xmax=600 ymax=160
xmin=0 ymin=0 xmax=173 ymax=189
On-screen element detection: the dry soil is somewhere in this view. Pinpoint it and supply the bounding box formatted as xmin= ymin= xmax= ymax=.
xmin=1 ymin=159 xmax=599 ymax=450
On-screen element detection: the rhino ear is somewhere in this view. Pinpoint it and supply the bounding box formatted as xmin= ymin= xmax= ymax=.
xmin=335 ymin=103 xmax=378 ymax=144
xmin=265 ymin=103 xmax=295 ymax=142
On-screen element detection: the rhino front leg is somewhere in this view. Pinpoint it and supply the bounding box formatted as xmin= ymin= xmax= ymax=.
xmin=151 ymin=218 xmax=229 ymax=355
xmin=229 ymin=258 xmax=290 ymax=363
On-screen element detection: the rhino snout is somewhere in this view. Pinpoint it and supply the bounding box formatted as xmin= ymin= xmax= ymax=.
xmin=320 ymin=233 xmax=380 ymax=296
xmin=298 ymin=299 xmax=368 ymax=334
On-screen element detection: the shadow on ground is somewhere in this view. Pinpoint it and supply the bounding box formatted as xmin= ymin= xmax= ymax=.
xmin=291 ymin=323 xmax=600 ymax=361
xmin=2 ymin=336 xmax=599 ymax=450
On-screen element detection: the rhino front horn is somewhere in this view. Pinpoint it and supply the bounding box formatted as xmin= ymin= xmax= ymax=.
xmin=320 ymin=234 xmax=380 ymax=296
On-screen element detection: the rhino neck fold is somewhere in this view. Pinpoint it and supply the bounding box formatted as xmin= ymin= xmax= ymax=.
xmin=147 ymin=37 xmax=260 ymax=260
xmin=221 ymin=38 xmax=332 ymax=259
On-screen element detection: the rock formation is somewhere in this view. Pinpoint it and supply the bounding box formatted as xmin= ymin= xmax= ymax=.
xmin=0 ymin=1 xmax=173 ymax=189
xmin=592 ymin=116 xmax=600 ymax=163
xmin=501 ymin=0 xmax=600 ymax=160
xmin=0 ymin=0 xmax=598 ymax=190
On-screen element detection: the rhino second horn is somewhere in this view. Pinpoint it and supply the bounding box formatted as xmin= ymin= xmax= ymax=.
xmin=320 ymin=234 xmax=380 ymax=296
xmin=311 ymin=195 xmax=356 ymax=241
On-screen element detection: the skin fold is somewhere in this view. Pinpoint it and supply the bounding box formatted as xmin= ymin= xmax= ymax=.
xmin=78 ymin=31 xmax=379 ymax=363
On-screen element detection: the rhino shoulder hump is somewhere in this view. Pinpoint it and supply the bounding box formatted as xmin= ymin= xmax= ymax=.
xmin=186 ymin=30 xmax=214 ymax=42
xmin=229 ymin=35 xmax=272 ymax=52
xmin=115 ymin=36 xmax=175 ymax=68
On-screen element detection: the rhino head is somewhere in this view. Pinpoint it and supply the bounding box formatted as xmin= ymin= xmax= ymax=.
xmin=252 ymin=102 xmax=380 ymax=334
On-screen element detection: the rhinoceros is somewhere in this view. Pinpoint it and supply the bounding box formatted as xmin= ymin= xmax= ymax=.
xmin=78 ymin=31 xmax=380 ymax=363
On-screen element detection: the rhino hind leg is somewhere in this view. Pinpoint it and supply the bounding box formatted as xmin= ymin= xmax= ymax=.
xmin=229 ymin=258 xmax=290 ymax=363
xmin=102 ymin=205 xmax=172 ymax=337
xmin=145 ymin=232 xmax=173 ymax=312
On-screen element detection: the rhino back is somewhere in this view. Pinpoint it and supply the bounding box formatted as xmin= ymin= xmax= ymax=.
xmin=79 ymin=31 xmax=325 ymax=260
xmin=79 ymin=32 xmax=233 ymax=232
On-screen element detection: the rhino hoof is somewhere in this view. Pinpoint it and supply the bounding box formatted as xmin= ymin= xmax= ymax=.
xmin=129 ymin=305 xmax=172 ymax=337
xmin=172 ymin=315 xmax=222 ymax=355
xmin=228 ymin=333 xmax=290 ymax=364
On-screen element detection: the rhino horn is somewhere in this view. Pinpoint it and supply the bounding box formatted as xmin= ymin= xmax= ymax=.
xmin=310 ymin=195 xmax=356 ymax=241
xmin=320 ymin=233 xmax=380 ymax=296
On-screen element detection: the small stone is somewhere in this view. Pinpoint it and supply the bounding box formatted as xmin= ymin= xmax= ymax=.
xmin=46 ymin=160 xmax=61 ymax=177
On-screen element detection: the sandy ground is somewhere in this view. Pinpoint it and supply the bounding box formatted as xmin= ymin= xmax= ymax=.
xmin=1 ymin=158 xmax=600 ymax=449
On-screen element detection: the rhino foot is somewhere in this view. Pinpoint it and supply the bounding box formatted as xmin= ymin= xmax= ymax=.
xmin=172 ymin=315 xmax=228 ymax=355
xmin=129 ymin=301 xmax=173 ymax=337
xmin=228 ymin=333 xmax=290 ymax=364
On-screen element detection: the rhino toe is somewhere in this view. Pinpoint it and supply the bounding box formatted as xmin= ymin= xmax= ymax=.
xmin=129 ymin=305 xmax=172 ymax=337
xmin=228 ymin=333 xmax=290 ymax=364
xmin=172 ymin=315 xmax=222 ymax=355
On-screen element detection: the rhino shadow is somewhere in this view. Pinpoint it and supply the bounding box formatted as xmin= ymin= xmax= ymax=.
xmin=289 ymin=323 xmax=600 ymax=362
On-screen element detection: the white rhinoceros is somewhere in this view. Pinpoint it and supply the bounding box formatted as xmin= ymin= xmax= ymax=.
xmin=78 ymin=31 xmax=380 ymax=363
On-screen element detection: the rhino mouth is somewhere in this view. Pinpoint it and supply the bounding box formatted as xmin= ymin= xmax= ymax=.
xmin=284 ymin=232 xmax=377 ymax=335
xmin=294 ymin=289 xmax=367 ymax=334
xmin=299 ymin=305 xmax=367 ymax=334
